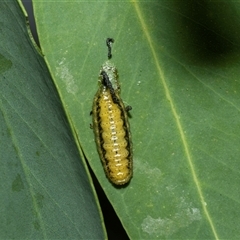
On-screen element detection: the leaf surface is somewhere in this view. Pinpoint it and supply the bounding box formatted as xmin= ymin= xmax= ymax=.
xmin=32 ymin=1 xmax=240 ymax=239
xmin=0 ymin=1 xmax=105 ymax=239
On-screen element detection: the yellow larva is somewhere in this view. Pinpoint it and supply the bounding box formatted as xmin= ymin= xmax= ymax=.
xmin=92 ymin=39 xmax=132 ymax=185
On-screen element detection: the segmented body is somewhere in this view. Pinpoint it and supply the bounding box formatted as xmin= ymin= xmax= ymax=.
xmin=92 ymin=61 xmax=132 ymax=185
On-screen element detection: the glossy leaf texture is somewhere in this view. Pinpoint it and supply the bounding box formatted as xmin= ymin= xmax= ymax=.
xmin=0 ymin=1 xmax=106 ymax=239
xmin=32 ymin=0 xmax=240 ymax=239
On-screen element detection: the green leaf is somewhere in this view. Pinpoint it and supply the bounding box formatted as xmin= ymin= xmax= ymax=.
xmin=32 ymin=0 xmax=240 ymax=239
xmin=0 ymin=1 xmax=105 ymax=239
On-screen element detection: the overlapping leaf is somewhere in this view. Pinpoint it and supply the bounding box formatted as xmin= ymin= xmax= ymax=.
xmin=0 ymin=1 xmax=105 ymax=239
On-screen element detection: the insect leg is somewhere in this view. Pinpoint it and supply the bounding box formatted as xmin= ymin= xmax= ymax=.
xmin=125 ymin=106 xmax=132 ymax=112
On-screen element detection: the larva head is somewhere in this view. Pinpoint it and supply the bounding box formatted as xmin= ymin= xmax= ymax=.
xmin=99 ymin=60 xmax=120 ymax=91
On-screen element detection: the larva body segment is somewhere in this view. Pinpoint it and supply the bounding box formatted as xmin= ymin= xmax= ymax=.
xmin=92 ymin=61 xmax=132 ymax=185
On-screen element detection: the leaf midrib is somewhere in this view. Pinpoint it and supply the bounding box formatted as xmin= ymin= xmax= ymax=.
xmin=131 ymin=1 xmax=219 ymax=239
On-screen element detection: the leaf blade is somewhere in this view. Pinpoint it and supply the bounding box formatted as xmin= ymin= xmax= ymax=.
xmin=0 ymin=1 xmax=105 ymax=239
xmin=32 ymin=0 xmax=240 ymax=239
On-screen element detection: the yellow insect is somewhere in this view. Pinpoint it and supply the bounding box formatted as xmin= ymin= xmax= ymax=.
xmin=92 ymin=38 xmax=133 ymax=185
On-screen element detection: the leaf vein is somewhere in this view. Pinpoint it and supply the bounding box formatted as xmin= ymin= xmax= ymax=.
xmin=131 ymin=1 xmax=220 ymax=239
